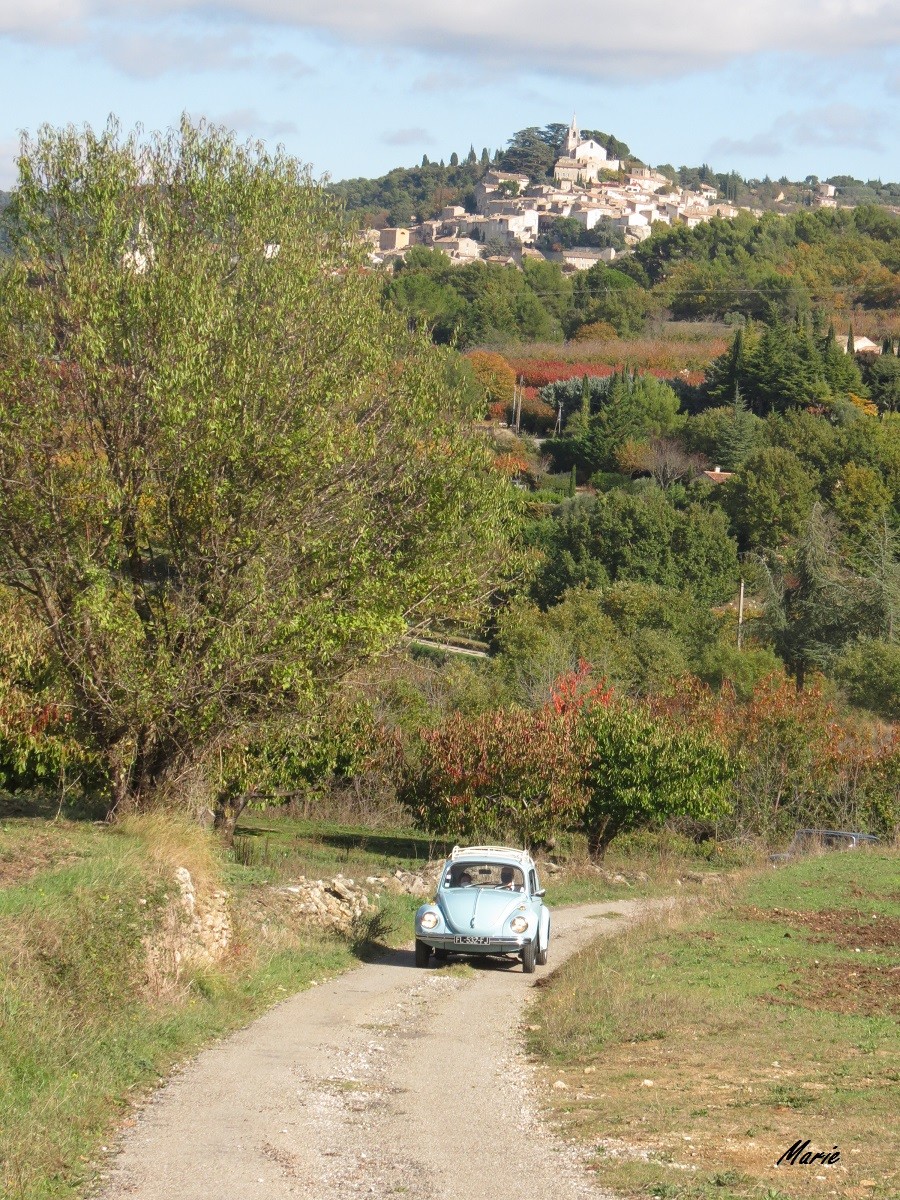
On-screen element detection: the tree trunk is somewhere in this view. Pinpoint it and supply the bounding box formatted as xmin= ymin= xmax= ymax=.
xmin=586 ymin=815 xmax=616 ymax=861
xmin=214 ymin=785 xmax=250 ymax=849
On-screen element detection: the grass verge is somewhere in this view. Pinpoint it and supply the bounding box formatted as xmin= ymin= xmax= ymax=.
xmin=0 ymin=814 xmax=370 ymax=1200
xmin=0 ymin=808 xmax=761 ymax=1200
xmin=528 ymin=850 xmax=900 ymax=1200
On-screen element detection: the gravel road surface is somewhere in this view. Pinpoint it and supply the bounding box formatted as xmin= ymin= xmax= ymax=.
xmin=101 ymin=899 xmax=651 ymax=1200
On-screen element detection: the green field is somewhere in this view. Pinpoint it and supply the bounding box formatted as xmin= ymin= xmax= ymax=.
xmin=529 ymin=850 xmax=900 ymax=1200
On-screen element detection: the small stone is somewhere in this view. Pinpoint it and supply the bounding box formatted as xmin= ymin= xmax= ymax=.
xmin=553 ymin=1079 xmax=568 ymax=1090
xmin=641 ymin=1079 xmax=654 ymax=1087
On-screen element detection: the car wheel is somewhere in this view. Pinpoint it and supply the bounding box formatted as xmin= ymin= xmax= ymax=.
xmin=536 ymin=938 xmax=548 ymax=966
xmin=521 ymin=938 xmax=537 ymax=974
xmin=415 ymin=939 xmax=432 ymax=968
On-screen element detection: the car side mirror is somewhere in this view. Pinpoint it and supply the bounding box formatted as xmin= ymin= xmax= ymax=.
xmin=534 ymin=888 xmax=545 ymax=898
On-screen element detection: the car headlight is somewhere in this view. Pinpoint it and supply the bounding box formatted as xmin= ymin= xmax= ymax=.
xmin=420 ymin=911 xmax=439 ymax=930
xmin=510 ymin=915 xmax=529 ymax=934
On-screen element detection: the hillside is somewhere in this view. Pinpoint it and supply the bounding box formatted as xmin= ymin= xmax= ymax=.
xmin=330 ymin=122 xmax=900 ymax=228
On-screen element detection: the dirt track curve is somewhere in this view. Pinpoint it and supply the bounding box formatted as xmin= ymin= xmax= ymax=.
xmin=100 ymin=899 xmax=653 ymax=1200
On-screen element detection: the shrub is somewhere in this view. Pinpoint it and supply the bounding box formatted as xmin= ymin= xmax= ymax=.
xmin=834 ymin=639 xmax=900 ymax=719
xmin=577 ymin=699 xmax=733 ymax=858
xmin=466 ymin=350 xmax=516 ymax=408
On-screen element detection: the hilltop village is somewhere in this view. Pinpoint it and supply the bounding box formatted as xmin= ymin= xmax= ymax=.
xmin=362 ymin=116 xmax=840 ymax=271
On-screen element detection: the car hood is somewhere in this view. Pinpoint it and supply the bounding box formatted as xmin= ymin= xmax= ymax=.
xmin=438 ymin=888 xmax=528 ymax=934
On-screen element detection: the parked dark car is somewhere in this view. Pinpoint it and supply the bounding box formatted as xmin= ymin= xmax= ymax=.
xmin=769 ymin=829 xmax=881 ymax=863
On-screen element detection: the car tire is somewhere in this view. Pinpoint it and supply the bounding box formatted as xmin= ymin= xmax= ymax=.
xmin=536 ymin=938 xmax=548 ymax=966
xmin=521 ymin=938 xmax=537 ymax=974
xmin=414 ymin=939 xmax=432 ymax=968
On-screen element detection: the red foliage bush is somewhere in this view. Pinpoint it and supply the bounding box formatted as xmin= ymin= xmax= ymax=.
xmin=508 ymin=359 xmax=705 ymax=389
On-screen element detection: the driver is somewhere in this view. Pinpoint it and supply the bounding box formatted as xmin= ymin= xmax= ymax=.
xmin=498 ymin=866 xmax=518 ymax=890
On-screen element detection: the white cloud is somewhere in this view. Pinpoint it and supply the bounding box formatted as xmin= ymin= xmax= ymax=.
xmin=214 ymin=107 xmax=298 ymax=137
xmin=94 ymin=20 xmax=313 ymax=79
xmin=383 ymin=127 xmax=432 ymax=146
xmin=788 ymin=104 xmax=884 ymax=152
xmin=710 ymin=103 xmax=884 ymax=163
xmin=1 ymin=1 xmax=899 ymax=79
xmin=710 ymin=131 xmax=784 ymax=159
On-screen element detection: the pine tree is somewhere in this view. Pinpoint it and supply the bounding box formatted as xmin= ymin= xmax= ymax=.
xmin=718 ymin=384 xmax=757 ymax=470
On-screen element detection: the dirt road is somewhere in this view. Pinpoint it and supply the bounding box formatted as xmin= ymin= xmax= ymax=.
xmin=101 ymin=899 xmax=649 ymax=1200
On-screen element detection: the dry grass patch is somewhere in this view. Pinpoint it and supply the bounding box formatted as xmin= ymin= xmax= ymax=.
xmin=0 ymin=818 xmax=94 ymax=887
xmin=528 ymin=852 xmax=900 ymax=1200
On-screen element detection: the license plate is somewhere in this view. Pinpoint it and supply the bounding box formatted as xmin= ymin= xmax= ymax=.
xmin=454 ymin=935 xmax=490 ymax=945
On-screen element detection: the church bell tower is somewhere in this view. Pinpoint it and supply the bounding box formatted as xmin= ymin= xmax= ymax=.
xmin=565 ymin=114 xmax=579 ymax=157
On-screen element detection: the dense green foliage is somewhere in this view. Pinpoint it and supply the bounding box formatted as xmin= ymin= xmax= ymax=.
xmin=328 ymin=153 xmax=486 ymax=228
xmin=380 ymin=205 xmax=900 ymax=351
xmin=0 ymin=119 xmax=514 ymax=819
xmin=577 ymin=700 xmax=732 ymax=856
xmin=4 ymin=118 xmax=899 ymax=853
xmin=626 ymin=206 xmax=900 ymax=319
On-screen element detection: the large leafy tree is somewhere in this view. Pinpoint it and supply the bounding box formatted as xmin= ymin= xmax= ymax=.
xmin=755 ymin=506 xmax=889 ymax=689
xmin=720 ymin=447 xmax=816 ymax=551
xmin=0 ymin=118 xmax=514 ymax=824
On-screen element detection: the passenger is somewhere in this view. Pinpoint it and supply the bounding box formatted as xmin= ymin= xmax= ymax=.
xmin=458 ymin=870 xmax=473 ymax=887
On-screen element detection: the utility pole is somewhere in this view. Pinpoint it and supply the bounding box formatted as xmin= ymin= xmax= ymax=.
xmin=737 ymin=577 xmax=745 ymax=650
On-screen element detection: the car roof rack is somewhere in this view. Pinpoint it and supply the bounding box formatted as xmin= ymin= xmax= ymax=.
xmin=449 ymin=845 xmax=532 ymax=864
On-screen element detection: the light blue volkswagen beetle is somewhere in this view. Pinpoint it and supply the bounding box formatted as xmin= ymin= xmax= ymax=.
xmin=414 ymin=845 xmax=551 ymax=973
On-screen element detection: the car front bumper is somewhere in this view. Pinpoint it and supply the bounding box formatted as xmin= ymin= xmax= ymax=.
xmin=418 ymin=933 xmax=533 ymax=954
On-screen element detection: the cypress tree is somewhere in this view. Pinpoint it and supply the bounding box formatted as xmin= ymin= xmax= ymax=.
xmin=847 ymin=324 xmax=855 ymax=356
xmin=568 ymin=465 xmax=577 ymax=497
xmin=449 ymin=151 xmax=459 ymax=167
xmin=581 ymin=373 xmax=591 ymax=420
xmin=822 ymin=324 xmax=865 ymax=398
xmin=480 ymin=148 xmax=490 ymax=167
xmin=421 ymin=154 xmax=430 ymax=167
xmin=705 ymin=324 xmax=745 ymax=401
xmin=883 ymin=336 xmax=893 ymax=356
xmin=467 ymin=145 xmax=477 ymax=165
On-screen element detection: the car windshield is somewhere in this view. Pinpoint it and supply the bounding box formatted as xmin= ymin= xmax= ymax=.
xmin=444 ymin=862 xmax=525 ymax=891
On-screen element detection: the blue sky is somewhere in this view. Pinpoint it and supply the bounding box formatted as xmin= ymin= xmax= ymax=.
xmin=0 ymin=2 xmax=898 ymax=188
